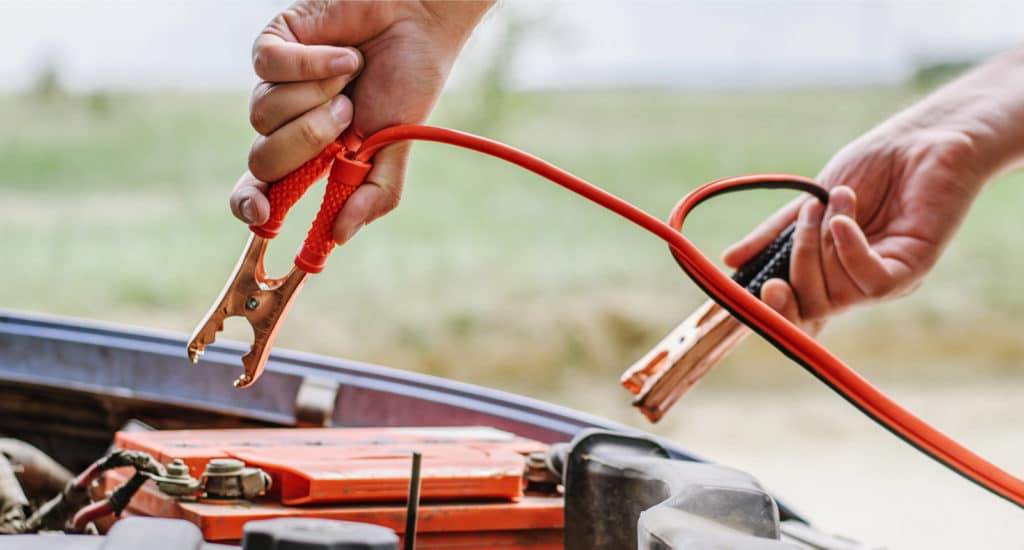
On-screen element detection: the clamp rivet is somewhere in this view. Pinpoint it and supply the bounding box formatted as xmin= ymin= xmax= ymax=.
xmin=245 ymin=297 xmax=260 ymax=310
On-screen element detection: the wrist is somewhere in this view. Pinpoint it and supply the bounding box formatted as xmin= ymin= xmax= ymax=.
xmin=888 ymin=48 xmax=1024 ymax=185
xmin=422 ymin=0 xmax=495 ymax=43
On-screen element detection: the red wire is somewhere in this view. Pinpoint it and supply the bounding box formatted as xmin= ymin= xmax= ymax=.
xmin=73 ymin=460 xmax=105 ymax=490
xmin=71 ymin=499 xmax=113 ymax=532
xmin=348 ymin=124 xmax=1024 ymax=508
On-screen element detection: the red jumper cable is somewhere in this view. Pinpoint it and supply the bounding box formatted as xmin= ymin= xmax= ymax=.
xmin=188 ymin=124 xmax=1024 ymax=508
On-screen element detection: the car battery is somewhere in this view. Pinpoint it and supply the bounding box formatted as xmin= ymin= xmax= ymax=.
xmin=104 ymin=426 xmax=563 ymax=549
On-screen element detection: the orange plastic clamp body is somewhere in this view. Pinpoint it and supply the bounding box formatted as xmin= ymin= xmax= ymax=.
xmin=110 ymin=427 xmax=563 ymax=546
xmin=251 ymin=141 xmax=344 ymax=240
xmin=295 ymin=154 xmax=371 ymax=273
xmin=247 ymin=144 xmax=371 ymax=275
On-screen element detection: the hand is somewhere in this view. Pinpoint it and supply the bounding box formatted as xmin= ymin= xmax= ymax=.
xmin=231 ymin=0 xmax=493 ymax=243
xmin=723 ymin=124 xmax=986 ymax=335
xmin=724 ymin=47 xmax=1024 ymax=335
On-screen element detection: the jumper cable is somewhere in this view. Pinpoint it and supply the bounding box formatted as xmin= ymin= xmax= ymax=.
xmin=188 ymin=124 xmax=1024 ymax=508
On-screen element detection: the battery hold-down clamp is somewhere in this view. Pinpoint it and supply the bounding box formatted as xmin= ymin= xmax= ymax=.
xmin=187 ymin=124 xmax=1024 ymax=509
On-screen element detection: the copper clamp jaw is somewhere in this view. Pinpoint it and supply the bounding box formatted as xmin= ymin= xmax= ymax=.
xmin=621 ymin=300 xmax=749 ymax=422
xmin=621 ymin=224 xmax=796 ymax=422
xmin=187 ymin=141 xmax=372 ymax=389
xmin=187 ymin=234 xmax=309 ymax=388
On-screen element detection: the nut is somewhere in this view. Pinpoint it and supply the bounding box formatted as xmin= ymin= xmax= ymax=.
xmin=200 ymin=458 xmax=271 ymax=500
xmin=152 ymin=458 xmax=201 ymax=497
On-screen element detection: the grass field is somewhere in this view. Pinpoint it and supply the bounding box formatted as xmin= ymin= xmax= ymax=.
xmin=4 ymin=89 xmax=1024 ymax=546
xmin=5 ymin=88 xmax=1024 ymax=396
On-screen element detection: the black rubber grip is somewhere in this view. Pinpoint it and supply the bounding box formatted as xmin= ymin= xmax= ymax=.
xmin=730 ymin=224 xmax=794 ymax=298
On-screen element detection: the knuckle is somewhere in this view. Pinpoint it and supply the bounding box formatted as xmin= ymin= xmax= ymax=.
xmin=829 ymin=291 xmax=856 ymax=309
xmin=298 ymin=116 xmax=331 ymax=148
xmin=380 ymin=186 xmax=402 ymax=213
xmin=228 ymin=193 xmax=241 ymax=217
xmin=366 ymin=182 xmax=403 ymax=222
xmin=250 ymin=108 xmax=269 ymax=135
xmin=864 ymin=279 xmax=897 ymax=300
xmin=863 ymin=283 xmax=886 ymax=300
xmin=248 ymin=83 xmax=274 ymax=128
xmin=315 ymin=76 xmax=339 ymax=99
xmin=252 ymin=47 xmax=274 ymax=80
xmin=800 ymin=303 xmax=829 ymax=322
xmin=297 ymin=53 xmax=318 ymax=79
xmin=791 ymin=239 xmax=818 ymax=259
xmin=247 ymin=143 xmax=272 ymax=182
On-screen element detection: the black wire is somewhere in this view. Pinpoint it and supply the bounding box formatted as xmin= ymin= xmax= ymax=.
xmin=671 ymin=178 xmax=1019 ymax=508
xmin=107 ymin=472 xmax=148 ymax=515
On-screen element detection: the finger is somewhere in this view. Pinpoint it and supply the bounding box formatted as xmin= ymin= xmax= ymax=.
xmin=250 ymin=72 xmax=360 ymax=136
xmin=252 ymin=35 xmax=360 ymax=83
xmin=790 ymin=200 xmax=831 ymax=320
xmin=230 ymin=171 xmax=270 ymax=225
xmin=761 ymin=278 xmax=801 ymax=323
xmin=332 ymin=142 xmax=411 ymax=244
xmin=818 ymin=186 xmax=865 ymax=308
xmin=829 ymin=215 xmax=896 ymax=299
xmin=761 ymin=279 xmax=828 ymax=336
xmin=723 ymin=196 xmax=805 ymax=268
xmin=248 ymin=95 xmax=353 ymax=182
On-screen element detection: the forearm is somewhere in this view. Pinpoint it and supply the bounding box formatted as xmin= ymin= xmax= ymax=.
xmin=887 ymin=46 xmax=1024 ymax=184
xmin=421 ymin=0 xmax=495 ymax=55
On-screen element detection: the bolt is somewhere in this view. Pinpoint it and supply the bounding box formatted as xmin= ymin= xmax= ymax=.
xmin=166 ymin=459 xmax=190 ymax=479
xmin=154 ymin=458 xmax=201 ymax=497
xmin=205 ymin=458 xmax=245 ymax=476
xmin=245 ymin=297 xmax=260 ymax=310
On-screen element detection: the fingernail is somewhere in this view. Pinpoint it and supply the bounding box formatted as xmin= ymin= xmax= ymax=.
xmin=800 ymin=201 xmax=825 ymax=225
xmin=828 ymin=187 xmax=854 ymax=216
xmin=329 ymin=96 xmax=352 ymax=124
xmin=241 ymin=198 xmax=256 ymax=223
xmin=330 ymin=50 xmax=358 ymax=75
xmin=830 ymin=216 xmax=851 ymax=245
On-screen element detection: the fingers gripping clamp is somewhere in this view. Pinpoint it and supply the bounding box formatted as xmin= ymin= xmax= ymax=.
xmin=188 ymin=142 xmax=372 ymax=388
xmin=621 ymin=226 xmax=796 ymax=422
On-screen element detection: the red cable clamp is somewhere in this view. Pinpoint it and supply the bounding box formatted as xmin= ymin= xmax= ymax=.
xmin=187 ymin=139 xmax=371 ymax=387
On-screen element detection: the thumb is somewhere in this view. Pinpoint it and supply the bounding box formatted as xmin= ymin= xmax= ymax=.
xmin=331 ymin=142 xmax=410 ymax=244
xmin=761 ymin=278 xmax=800 ymax=323
xmin=230 ymin=171 xmax=270 ymax=225
xmin=760 ymin=278 xmax=827 ymax=336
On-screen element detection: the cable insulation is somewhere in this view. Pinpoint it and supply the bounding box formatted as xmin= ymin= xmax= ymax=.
xmin=342 ymin=124 xmax=1023 ymax=507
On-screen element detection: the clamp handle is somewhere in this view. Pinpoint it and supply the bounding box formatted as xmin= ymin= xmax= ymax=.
xmin=621 ymin=223 xmax=798 ymax=422
xmin=296 ymin=154 xmax=371 ymax=273
xmin=731 ymin=224 xmax=795 ymax=297
xmin=249 ymin=140 xmax=372 ymax=274
xmin=251 ymin=141 xmax=344 ymax=240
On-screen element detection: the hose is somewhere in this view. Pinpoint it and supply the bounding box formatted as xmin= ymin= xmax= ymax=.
xmin=0 ymin=439 xmax=72 ymax=503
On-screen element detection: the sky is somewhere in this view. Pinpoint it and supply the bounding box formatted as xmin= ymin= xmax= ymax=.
xmin=2 ymin=0 xmax=1022 ymax=93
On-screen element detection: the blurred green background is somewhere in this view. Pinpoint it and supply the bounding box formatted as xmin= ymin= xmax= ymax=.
xmin=4 ymin=52 xmax=1024 ymax=549
xmin=6 ymin=0 xmax=1024 ymax=546
xmin=5 ymin=84 xmax=1024 ymax=399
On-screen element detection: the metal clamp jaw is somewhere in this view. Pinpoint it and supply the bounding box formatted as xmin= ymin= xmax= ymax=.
xmin=187 ymin=143 xmax=371 ymax=389
xmin=622 ymin=225 xmax=795 ymax=422
xmin=621 ymin=300 xmax=747 ymax=422
xmin=187 ymin=234 xmax=308 ymax=388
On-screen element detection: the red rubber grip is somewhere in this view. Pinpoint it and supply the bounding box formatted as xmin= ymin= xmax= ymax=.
xmin=294 ymin=153 xmax=371 ymax=273
xmin=251 ymin=141 xmax=345 ymax=239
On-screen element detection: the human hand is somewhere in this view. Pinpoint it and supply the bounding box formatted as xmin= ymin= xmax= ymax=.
xmin=722 ymin=124 xmax=986 ymax=335
xmin=723 ymin=48 xmax=1024 ymax=335
xmin=231 ymin=0 xmax=493 ymax=243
